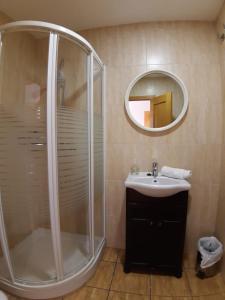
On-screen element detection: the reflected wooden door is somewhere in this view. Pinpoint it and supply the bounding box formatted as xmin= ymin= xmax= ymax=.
xmin=151 ymin=92 xmax=172 ymax=127
xmin=144 ymin=110 xmax=151 ymax=127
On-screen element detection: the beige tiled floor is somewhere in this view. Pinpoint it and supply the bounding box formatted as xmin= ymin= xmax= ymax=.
xmin=65 ymin=287 xmax=108 ymax=300
xmin=86 ymin=261 xmax=115 ymax=290
xmin=62 ymin=248 xmax=225 ymax=300
xmin=111 ymin=263 xmax=150 ymax=295
xmin=6 ymin=248 xmax=225 ymax=300
xmin=186 ymin=270 xmax=225 ymax=296
xmin=151 ymin=273 xmax=191 ymax=297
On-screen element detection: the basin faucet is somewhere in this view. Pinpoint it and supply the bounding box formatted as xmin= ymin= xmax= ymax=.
xmin=152 ymin=161 xmax=158 ymax=178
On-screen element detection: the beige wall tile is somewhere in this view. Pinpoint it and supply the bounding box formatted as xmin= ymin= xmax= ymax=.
xmin=106 ymin=144 xmax=137 ymax=181
xmin=106 ymin=210 xmax=125 ymax=249
xmin=82 ymin=24 xmax=146 ymax=67
xmin=105 ymin=180 xmax=126 ymax=248
xmin=185 ymin=183 xmax=220 ymax=250
xmin=215 ymin=1 xmax=225 ymax=281
xmin=145 ymin=22 xmax=220 ymax=65
xmin=117 ymin=249 xmax=125 ymax=264
xmin=183 ymin=252 xmax=197 ymax=270
xmin=111 ymin=264 xmax=150 ymax=295
xmin=0 ymin=11 xmax=11 ymax=24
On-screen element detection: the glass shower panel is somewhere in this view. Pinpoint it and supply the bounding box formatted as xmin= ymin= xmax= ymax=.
xmin=57 ymin=36 xmax=91 ymax=276
xmin=93 ymin=58 xmax=104 ymax=252
xmin=0 ymin=31 xmax=56 ymax=283
xmin=0 ymin=244 xmax=10 ymax=280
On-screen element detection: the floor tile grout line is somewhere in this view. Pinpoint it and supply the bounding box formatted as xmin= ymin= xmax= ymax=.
xmin=108 ymin=288 xmax=151 ymax=297
xmin=106 ymin=289 xmax=110 ymax=300
xmin=102 ymin=247 xmax=119 ymax=264
xmin=109 ymin=261 xmax=152 ymax=297
xmin=151 ymin=297 xmax=193 ymax=299
xmin=151 ymin=292 xmax=225 ymax=298
xmin=191 ymin=293 xmax=225 ymax=297
xmin=106 ymin=260 xmax=117 ymax=300
xmin=83 ymin=248 xmax=225 ymax=299
xmin=151 ymin=295 xmax=192 ymax=300
xmin=150 ymin=274 xmax=152 ymax=300
xmin=101 ymin=247 xmax=119 ymax=300
xmin=86 ymin=283 xmax=111 ymax=291
xmin=115 ymin=248 xmax=119 ymax=264
xmin=86 ymin=285 xmax=112 ymax=292
xmin=184 ymin=270 xmax=194 ymax=297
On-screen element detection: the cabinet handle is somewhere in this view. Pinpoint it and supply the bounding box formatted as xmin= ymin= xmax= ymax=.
xmin=157 ymin=221 xmax=164 ymax=228
xmin=148 ymin=220 xmax=154 ymax=227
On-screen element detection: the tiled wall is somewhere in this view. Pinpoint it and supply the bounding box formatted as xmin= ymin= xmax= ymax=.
xmin=80 ymin=21 xmax=224 ymax=261
xmin=215 ymin=2 xmax=225 ymax=279
xmin=0 ymin=11 xmax=11 ymax=25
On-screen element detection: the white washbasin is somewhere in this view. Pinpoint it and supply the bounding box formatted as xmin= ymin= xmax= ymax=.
xmin=125 ymin=172 xmax=191 ymax=197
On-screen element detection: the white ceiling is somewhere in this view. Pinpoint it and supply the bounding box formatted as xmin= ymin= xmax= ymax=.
xmin=0 ymin=0 xmax=224 ymax=31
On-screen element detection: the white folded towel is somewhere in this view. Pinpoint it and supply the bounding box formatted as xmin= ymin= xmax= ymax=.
xmin=161 ymin=166 xmax=192 ymax=179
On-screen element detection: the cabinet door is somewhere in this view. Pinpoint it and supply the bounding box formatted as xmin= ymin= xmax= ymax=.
xmin=127 ymin=217 xmax=185 ymax=266
xmin=154 ymin=219 xmax=185 ymax=266
xmin=127 ymin=218 xmax=160 ymax=264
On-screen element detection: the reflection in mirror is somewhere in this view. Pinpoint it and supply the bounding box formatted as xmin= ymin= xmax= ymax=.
xmin=128 ymin=72 xmax=184 ymax=129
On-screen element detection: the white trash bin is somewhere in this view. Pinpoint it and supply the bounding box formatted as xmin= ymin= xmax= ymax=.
xmin=196 ymin=236 xmax=223 ymax=279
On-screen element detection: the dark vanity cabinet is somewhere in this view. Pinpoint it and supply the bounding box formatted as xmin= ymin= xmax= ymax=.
xmin=124 ymin=188 xmax=188 ymax=277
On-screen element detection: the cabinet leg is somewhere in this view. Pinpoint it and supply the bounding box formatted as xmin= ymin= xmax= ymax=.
xmin=175 ymin=270 xmax=182 ymax=278
xmin=124 ymin=263 xmax=131 ymax=273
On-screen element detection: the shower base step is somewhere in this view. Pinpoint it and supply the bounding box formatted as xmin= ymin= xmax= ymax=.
xmin=0 ymin=227 xmax=102 ymax=283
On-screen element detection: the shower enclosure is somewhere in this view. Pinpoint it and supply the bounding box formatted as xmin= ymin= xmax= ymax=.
xmin=0 ymin=21 xmax=105 ymax=299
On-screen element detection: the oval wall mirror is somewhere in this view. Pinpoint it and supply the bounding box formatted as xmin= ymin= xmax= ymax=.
xmin=125 ymin=70 xmax=188 ymax=132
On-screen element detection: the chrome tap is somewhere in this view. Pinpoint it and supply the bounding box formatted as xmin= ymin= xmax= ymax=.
xmin=152 ymin=160 xmax=158 ymax=178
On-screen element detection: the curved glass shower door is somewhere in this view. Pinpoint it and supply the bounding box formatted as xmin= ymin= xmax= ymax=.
xmin=0 ymin=244 xmax=10 ymax=280
xmin=0 ymin=30 xmax=56 ymax=283
xmin=93 ymin=58 xmax=104 ymax=252
xmin=57 ymin=36 xmax=91 ymax=276
xmin=0 ymin=21 xmax=105 ymax=298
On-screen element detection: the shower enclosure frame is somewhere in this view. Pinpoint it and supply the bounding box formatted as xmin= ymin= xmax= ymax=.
xmin=0 ymin=21 xmax=106 ymax=299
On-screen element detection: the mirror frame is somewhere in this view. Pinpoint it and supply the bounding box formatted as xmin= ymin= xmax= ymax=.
xmin=125 ymin=69 xmax=189 ymax=132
